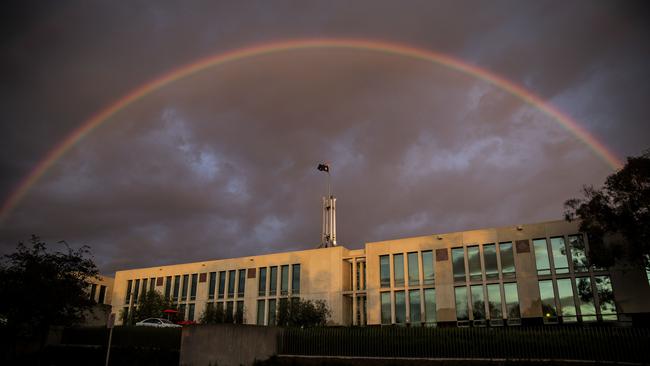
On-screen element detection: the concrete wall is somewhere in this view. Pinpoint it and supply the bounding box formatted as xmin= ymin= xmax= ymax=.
xmin=179 ymin=324 xmax=280 ymax=366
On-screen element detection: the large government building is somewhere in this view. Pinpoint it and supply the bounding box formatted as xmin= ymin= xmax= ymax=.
xmin=111 ymin=219 xmax=650 ymax=327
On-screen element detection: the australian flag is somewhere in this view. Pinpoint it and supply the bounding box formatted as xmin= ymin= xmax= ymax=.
xmin=317 ymin=163 xmax=330 ymax=173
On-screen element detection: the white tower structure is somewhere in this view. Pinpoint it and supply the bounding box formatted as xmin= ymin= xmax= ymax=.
xmin=321 ymin=195 xmax=337 ymax=247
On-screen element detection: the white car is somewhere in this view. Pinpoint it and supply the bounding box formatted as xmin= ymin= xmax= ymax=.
xmin=135 ymin=318 xmax=181 ymax=328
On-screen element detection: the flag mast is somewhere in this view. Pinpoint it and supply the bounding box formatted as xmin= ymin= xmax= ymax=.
xmin=317 ymin=163 xmax=336 ymax=248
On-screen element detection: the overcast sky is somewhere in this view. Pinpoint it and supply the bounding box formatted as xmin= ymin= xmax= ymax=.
xmin=1 ymin=0 xmax=649 ymax=275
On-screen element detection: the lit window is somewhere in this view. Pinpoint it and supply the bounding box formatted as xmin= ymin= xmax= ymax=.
xmin=533 ymin=239 xmax=551 ymax=275
xmin=539 ymin=279 xmax=558 ymax=323
xmin=483 ymin=244 xmax=498 ymax=280
xmin=452 ymin=248 xmax=466 ymax=283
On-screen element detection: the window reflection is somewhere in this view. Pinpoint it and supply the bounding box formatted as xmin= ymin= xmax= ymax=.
xmin=576 ymin=277 xmax=597 ymax=322
xmin=503 ymin=283 xmax=520 ymax=320
xmin=533 ymin=239 xmax=551 ymax=275
xmin=381 ymin=292 xmax=391 ymax=324
xmin=568 ymin=235 xmax=589 ymax=272
xmin=557 ymin=278 xmax=577 ymax=322
xmin=499 ymin=242 xmax=516 ymax=278
xmin=408 ymin=252 xmax=419 ymax=286
xmin=409 ymin=290 xmax=421 ymax=323
xmin=380 ymin=255 xmax=390 ymax=288
xmin=422 ymin=251 xmax=434 ymax=286
xmin=452 ymin=248 xmax=466 ymax=283
xmin=424 ymin=288 xmax=436 ymax=324
xmin=595 ymin=276 xmax=617 ymax=320
xmin=550 ymin=237 xmax=570 ymax=274
xmin=394 ymin=254 xmax=405 ymax=287
xmin=455 ymin=286 xmax=469 ymax=321
xmin=470 ymin=285 xmax=486 ymax=320
xmin=539 ymin=280 xmax=558 ymax=323
xmin=483 ymin=244 xmax=498 ymax=280
xmin=467 ymin=246 xmax=482 ymax=281
xmin=269 ymin=266 xmax=278 ymax=296
xmin=395 ymin=291 xmax=406 ymax=324
xmin=487 ymin=283 xmax=502 ymax=320
xmin=258 ymin=268 xmax=267 ymax=296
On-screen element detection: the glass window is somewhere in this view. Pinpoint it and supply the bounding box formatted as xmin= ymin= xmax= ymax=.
xmin=422 ymin=251 xmax=434 ymax=286
xmin=208 ymin=272 xmax=217 ymax=300
xmin=257 ymin=300 xmax=265 ymax=325
xmin=393 ymin=254 xmax=405 ymax=287
xmin=218 ymin=271 xmax=226 ymax=299
xmin=550 ymin=237 xmax=569 ymax=274
xmin=487 ymin=284 xmax=502 ymax=319
xmin=409 ymin=290 xmax=421 ymax=323
xmin=503 ymin=282 xmax=520 ymax=319
xmin=179 ymin=304 xmax=186 ymax=321
xmin=269 ymin=266 xmax=278 ymax=296
xmin=380 ymin=255 xmax=390 ymax=288
xmin=188 ymin=303 xmax=195 ymax=321
xmin=362 ymin=262 xmax=366 ymax=290
xmin=568 ymin=235 xmax=588 ymax=272
xmin=173 ymin=275 xmax=180 ymax=301
xmin=181 ymin=274 xmax=189 ymax=301
xmin=557 ymin=278 xmax=577 ymax=322
xmin=227 ymin=270 xmax=236 ymax=298
xmin=164 ymin=276 xmax=172 ymax=300
xmin=292 ymin=264 xmax=300 ymax=294
xmin=268 ymin=299 xmax=277 ymax=325
xmin=595 ymin=276 xmax=617 ymax=320
xmin=539 ymin=279 xmax=558 ymax=323
xmin=238 ymin=270 xmax=246 ymax=297
xmin=258 ymin=268 xmax=267 ymax=296
xmin=533 ymin=239 xmax=551 ymax=275
xmin=394 ymin=291 xmax=406 ymax=324
xmin=452 ymin=248 xmax=466 ymax=283
xmin=467 ymin=246 xmax=482 ymax=281
xmin=499 ymin=242 xmax=515 ymax=278
xmin=123 ymin=307 xmax=129 ymax=324
xmin=190 ymin=274 xmax=198 ymax=300
xmin=576 ymin=277 xmax=597 ymax=322
xmin=90 ymin=283 xmax=97 ymax=302
xmin=226 ymin=301 xmax=234 ymax=323
xmin=380 ymin=292 xmax=391 ymax=325
xmin=455 ymin=286 xmax=469 ymax=321
xmin=125 ymin=280 xmax=132 ymax=304
xmin=281 ymin=265 xmax=289 ymax=295
xmin=216 ymin=302 xmax=224 ymax=319
xmin=470 ymin=285 xmax=485 ymax=320
xmin=149 ymin=277 xmax=156 ymax=292
xmin=236 ymin=301 xmax=244 ymax=324
xmin=424 ymin=288 xmax=436 ymax=323
xmin=407 ymin=252 xmax=419 ymax=286
xmin=98 ymin=285 xmax=106 ymax=304
xmin=133 ymin=279 xmax=140 ymax=304
xmin=141 ymin=279 xmax=148 ymax=297
xmin=483 ymin=244 xmax=498 ymax=280
xmin=356 ymin=262 xmax=361 ymax=291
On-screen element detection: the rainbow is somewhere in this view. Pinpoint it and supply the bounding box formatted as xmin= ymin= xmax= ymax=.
xmin=0 ymin=38 xmax=624 ymax=222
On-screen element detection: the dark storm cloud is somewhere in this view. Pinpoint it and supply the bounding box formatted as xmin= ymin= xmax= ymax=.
xmin=1 ymin=0 xmax=649 ymax=274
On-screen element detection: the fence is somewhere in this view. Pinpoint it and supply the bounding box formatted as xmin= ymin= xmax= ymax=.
xmin=279 ymin=326 xmax=650 ymax=363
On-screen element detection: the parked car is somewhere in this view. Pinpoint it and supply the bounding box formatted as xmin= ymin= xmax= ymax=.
xmin=135 ymin=318 xmax=181 ymax=328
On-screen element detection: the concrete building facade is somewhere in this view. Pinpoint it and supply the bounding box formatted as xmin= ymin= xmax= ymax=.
xmin=111 ymin=219 xmax=650 ymax=326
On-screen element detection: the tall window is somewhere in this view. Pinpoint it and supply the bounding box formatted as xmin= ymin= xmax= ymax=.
xmin=258 ymin=267 xmax=267 ymax=296
xmin=499 ymin=242 xmax=515 ymax=278
xmin=133 ymin=279 xmax=140 ymax=304
xmin=467 ymin=246 xmax=482 ymax=281
xmin=470 ymin=285 xmax=485 ymax=320
xmin=539 ymin=279 xmax=558 ymax=323
xmin=483 ymin=244 xmax=498 ymax=280
xmin=173 ymin=275 xmax=180 ymax=301
xmin=226 ymin=302 xmax=234 ymax=323
xmin=455 ymin=286 xmax=469 ymax=321
xmin=393 ymin=254 xmax=405 ymax=287
xmin=407 ymin=252 xmax=419 ymax=286
xmin=424 ymin=288 xmax=436 ymax=324
xmin=576 ymin=277 xmax=597 ymax=321
xmin=422 ymin=251 xmax=434 ymax=285
xmin=208 ymin=272 xmax=217 ymax=300
xmin=190 ymin=274 xmax=198 ymax=301
xmin=533 ymin=239 xmax=551 ymax=275
xmin=452 ymin=248 xmax=466 ymax=283
xmin=268 ymin=299 xmax=277 ymax=325
xmin=228 ymin=270 xmax=236 ymax=298
xmin=356 ymin=262 xmax=362 ymax=290
xmin=149 ymin=278 xmax=156 ymax=292
xmin=269 ymin=266 xmax=278 ymax=296
xmin=90 ymin=284 xmax=97 ymax=302
xmin=238 ymin=269 xmax=246 ymax=297
xmin=291 ymin=264 xmax=300 ymax=294
xmin=181 ymin=274 xmax=189 ymax=301
xmin=98 ymin=285 xmax=106 ymax=304
xmin=568 ymin=235 xmax=588 ymax=272
xmin=395 ymin=291 xmax=406 ymax=324
xmin=125 ymin=280 xmax=132 ymax=304
xmin=179 ymin=304 xmax=186 ymax=321
xmin=595 ymin=276 xmax=617 ymax=320
xmin=409 ymin=290 xmax=421 ymax=323
xmin=380 ymin=292 xmax=391 ymax=325
xmin=380 ymin=255 xmax=390 ymax=288
xmin=188 ymin=303 xmax=195 ymax=321
xmin=236 ymin=301 xmax=244 ymax=324
xmin=141 ymin=279 xmax=148 ymax=296
xmin=257 ymin=300 xmax=265 ymax=325
xmin=164 ymin=276 xmax=172 ymax=300
xmin=550 ymin=237 xmax=569 ymax=274
xmin=503 ymin=282 xmax=520 ymax=319
xmin=556 ymin=278 xmax=576 ymax=322
xmin=486 ymin=284 xmax=502 ymax=320
xmin=218 ymin=271 xmax=226 ymax=299
xmin=280 ymin=265 xmax=289 ymax=295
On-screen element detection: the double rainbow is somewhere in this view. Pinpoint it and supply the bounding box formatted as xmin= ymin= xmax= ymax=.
xmin=0 ymin=39 xmax=623 ymax=222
